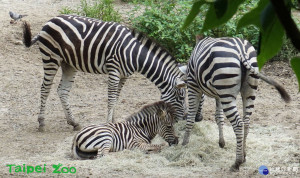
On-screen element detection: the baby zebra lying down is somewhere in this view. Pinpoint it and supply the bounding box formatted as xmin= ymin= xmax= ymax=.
xmin=72 ymin=101 xmax=178 ymax=159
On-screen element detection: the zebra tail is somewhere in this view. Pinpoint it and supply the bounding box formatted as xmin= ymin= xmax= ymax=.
xmin=240 ymin=55 xmax=291 ymax=103
xmin=22 ymin=21 xmax=39 ymax=47
xmin=71 ymin=136 xmax=97 ymax=159
xmin=257 ymin=73 xmax=291 ymax=103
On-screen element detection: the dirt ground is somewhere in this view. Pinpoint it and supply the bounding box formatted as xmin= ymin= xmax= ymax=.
xmin=0 ymin=0 xmax=299 ymax=177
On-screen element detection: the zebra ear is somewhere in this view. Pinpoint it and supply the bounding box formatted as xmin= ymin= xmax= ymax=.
xmin=178 ymin=65 xmax=187 ymax=75
xmin=196 ymin=34 xmax=204 ymax=43
xmin=157 ymin=108 xmax=167 ymax=118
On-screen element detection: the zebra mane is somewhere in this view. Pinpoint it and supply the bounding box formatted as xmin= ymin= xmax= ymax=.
xmin=130 ymin=28 xmax=178 ymax=63
xmin=126 ymin=101 xmax=175 ymax=122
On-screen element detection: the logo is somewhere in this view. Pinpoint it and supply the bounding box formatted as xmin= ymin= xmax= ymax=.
xmin=52 ymin=163 xmax=76 ymax=174
xmin=6 ymin=163 xmax=76 ymax=174
xmin=259 ymin=165 xmax=269 ymax=175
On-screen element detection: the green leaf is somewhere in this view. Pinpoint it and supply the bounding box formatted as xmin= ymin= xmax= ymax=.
xmin=214 ymin=0 xmax=228 ymax=18
xmin=202 ymin=0 xmax=245 ymax=32
xmin=237 ymin=0 xmax=269 ymax=30
xmin=257 ymin=3 xmax=284 ymax=69
xmin=260 ymin=2 xmax=275 ymax=31
xmin=290 ymin=57 xmax=300 ymax=91
xmin=181 ymin=1 xmax=205 ymax=30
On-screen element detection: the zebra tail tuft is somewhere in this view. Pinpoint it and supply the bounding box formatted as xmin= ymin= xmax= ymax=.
xmin=257 ymin=73 xmax=291 ymax=103
xmin=23 ymin=21 xmax=39 ymax=47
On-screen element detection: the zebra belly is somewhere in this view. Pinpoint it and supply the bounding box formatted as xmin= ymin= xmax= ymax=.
xmin=37 ymin=39 xmax=108 ymax=75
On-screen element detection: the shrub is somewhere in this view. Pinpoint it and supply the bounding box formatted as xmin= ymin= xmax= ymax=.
xmin=59 ymin=0 xmax=122 ymax=23
xmin=130 ymin=1 xmax=203 ymax=62
xmin=130 ymin=0 xmax=260 ymax=63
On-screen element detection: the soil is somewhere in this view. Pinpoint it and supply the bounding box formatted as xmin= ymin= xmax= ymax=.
xmin=0 ymin=0 xmax=299 ymax=177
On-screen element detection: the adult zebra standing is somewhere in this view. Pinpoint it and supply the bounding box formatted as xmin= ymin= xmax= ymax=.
xmin=22 ymin=15 xmax=186 ymax=132
xmin=72 ymin=101 xmax=178 ymax=159
xmin=180 ymin=37 xmax=291 ymax=171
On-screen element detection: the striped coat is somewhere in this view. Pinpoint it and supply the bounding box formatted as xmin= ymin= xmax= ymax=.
xmin=22 ymin=15 xmax=186 ymax=131
xmin=72 ymin=101 xmax=178 ymax=159
xmin=181 ymin=37 xmax=290 ymax=171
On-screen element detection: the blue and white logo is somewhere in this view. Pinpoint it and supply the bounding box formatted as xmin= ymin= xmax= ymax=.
xmin=259 ymin=165 xmax=269 ymax=175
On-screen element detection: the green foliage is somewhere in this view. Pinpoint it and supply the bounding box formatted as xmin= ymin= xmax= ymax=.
xmin=202 ymin=0 xmax=245 ymax=32
xmin=237 ymin=0 xmax=285 ymax=68
xmin=130 ymin=0 xmax=203 ymax=62
xmin=59 ymin=6 xmax=77 ymax=15
xmin=274 ymin=37 xmax=299 ymax=61
xmin=183 ymin=0 xmax=300 ymax=90
xmin=291 ymin=56 xmax=300 ymax=90
xmin=59 ymin=0 xmax=122 ymax=22
xmin=131 ymin=0 xmax=259 ymax=62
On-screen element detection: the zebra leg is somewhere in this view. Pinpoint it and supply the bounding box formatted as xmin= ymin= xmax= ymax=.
xmin=96 ymin=144 xmax=111 ymax=158
xmin=38 ymin=58 xmax=60 ymax=132
xmin=57 ymin=62 xmax=80 ymax=131
xmin=221 ymin=100 xmax=244 ymax=172
xmin=182 ymin=90 xmax=202 ymax=146
xmin=107 ymin=73 xmax=121 ymax=123
xmin=240 ymin=75 xmax=258 ymax=163
xmin=215 ymin=99 xmax=225 ymax=148
xmin=195 ymin=94 xmax=205 ymax=122
xmin=137 ymin=142 xmax=162 ymax=153
xmin=115 ymin=78 xmax=127 ymax=101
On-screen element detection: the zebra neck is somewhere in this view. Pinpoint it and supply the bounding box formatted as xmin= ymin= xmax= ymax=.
xmin=130 ymin=34 xmax=181 ymax=94
xmin=138 ymin=55 xmax=181 ymax=94
xmin=129 ymin=116 xmax=159 ymax=140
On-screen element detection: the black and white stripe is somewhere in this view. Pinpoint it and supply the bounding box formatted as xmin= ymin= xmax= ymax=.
xmin=71 ymin=101 xmax=178 ymax=159
xmin=23 ymin=15 xmax=186 ymax=131
xmin=181 ymin=37 xmax=290 ymax=171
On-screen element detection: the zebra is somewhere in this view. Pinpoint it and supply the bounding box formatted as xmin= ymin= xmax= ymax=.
xmin=180 ymin=37 xmax=291 ymax=171
xmin=22 ymin=15 xmax=186 ymax=132
xmin=71 ymin=101 xmax=178 ymax=159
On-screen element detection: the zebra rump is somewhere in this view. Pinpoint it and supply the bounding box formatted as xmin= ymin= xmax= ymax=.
xmin=71 ymin=101 xmax=178 ymax=159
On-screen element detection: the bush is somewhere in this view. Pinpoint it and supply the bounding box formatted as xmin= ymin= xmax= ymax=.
xmin=130 ymin=1 xmax=203 ymax=63
xmin=130 ymin=0 xmax=260 ymax=63
xmin=59 ymin=0 xmax=122 ymax=23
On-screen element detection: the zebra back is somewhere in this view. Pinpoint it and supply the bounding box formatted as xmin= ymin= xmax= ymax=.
xmin=23 ymin=15 xmax=186 ymax=123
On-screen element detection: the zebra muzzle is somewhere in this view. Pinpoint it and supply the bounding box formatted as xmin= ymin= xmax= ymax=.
xmin=168 ymin=136 xmax=179 ymax=146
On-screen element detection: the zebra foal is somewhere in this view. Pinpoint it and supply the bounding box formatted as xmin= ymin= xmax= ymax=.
xmin=181 ymin=37 xmax=291 ymax=171
xmin=71 ymin=101 xmax=178 ymax=159
xmin=22 ymin=15 xmax=186 ymax=131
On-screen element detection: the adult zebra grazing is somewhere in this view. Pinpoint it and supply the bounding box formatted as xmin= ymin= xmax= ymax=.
xmin=180 ymin=37 xmax=291 ymax=171
xmin=22 ymin=15 xmax=186 ymax=131
xmin=72 ymin=101 xmax=178 ymax=159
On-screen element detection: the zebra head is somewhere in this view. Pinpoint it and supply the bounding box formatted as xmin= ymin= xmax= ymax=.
xmin=157 ymin=103 xmax=179 ymax=146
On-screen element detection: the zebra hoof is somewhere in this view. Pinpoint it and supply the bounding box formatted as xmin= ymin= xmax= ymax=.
xmin=219 ymin=140 xmax=225 ymax=148
xmin=242 ymin=155 xmax=246 ymax=163
xmin=195 ymin=114 xmax=203 ymax=122
xmin=230 ymin=164 xmax=240 ymax=172
xmin=38 ymin=126 xmax=45 ymax=132
xmin=73 ymin=124 xmax=81 ymax=131
xmin=230 ymin=160 xmax=242 ymax=172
